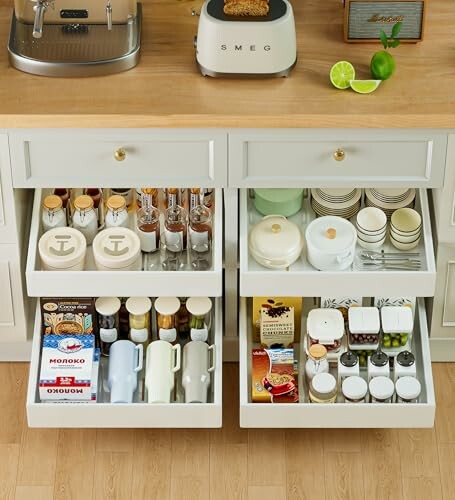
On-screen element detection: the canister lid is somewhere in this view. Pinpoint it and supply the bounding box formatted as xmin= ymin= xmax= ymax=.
xmin=38 ymin=227 xmax=86 ymax=269
xmin=311 ymin=372 xmax=337 ymax=395
xmin=308 ymin=344 xmax=327 ymax=361
xmin=342 ymin=376 xmax=367 ymax=400
xmin=305 ymin=216 xmax=357 ymax=255
xmin=92 ymin=227 xmax=141 ymax=269
xmin=43 ymin=194 xmax=62 ymax=211
xmin=369 ymin=376 xmax=395 ymax=400
xmin=154 ymin=297 xmax=180 ymax=316
xmin=348 ymin=307 xmax=380 ymax=334
xmin=370 ymin=350 xmax=389 ymax=367
xmin=95 ymin=297 xmax=121 ymax=316
xmin=125 ymin=297 xmax=152 ymax=316
xmin=307 ymin=308 xmax=344 ymax=342
xmin=74 ymin=195 xmax=94 ymax=211
xmin=107 ymin=195 xmax=126 ymax=211
xmin=381 ymin=306 xmax=413 ymax=334
xmin=185 ymin=297 xmax=212 ymax=316
xmin=340 ymin=350 xmax=359 ymax=368
xmin=395 ymin=376 xmax=421 ymax=400
xmin=396 ymin=350 xmax=415 ymax=367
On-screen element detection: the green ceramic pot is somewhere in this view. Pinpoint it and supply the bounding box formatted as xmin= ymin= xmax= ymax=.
xmin=253 ymin=189 xmax=304 ymax=217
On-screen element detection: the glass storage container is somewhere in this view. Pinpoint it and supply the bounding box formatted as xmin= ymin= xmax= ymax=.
xmin=309 ymin=372 xmax=338 ymax=404
xmin=381 ymin=306 xmax=413 ymax=351
xmin=176 ymin=298 xmax=190 ymax=341
xmin=154 ymin=297 xmax=180 ymax=343
xmin=126 ymin=297 xmax=152 ymax=347
xmin=304 ymin=344 xmax=329 ymax=383
xmin=95 ymin=297 xmax=121 ymax=356
xmin=72 ymin=195 xmax=98 ymax=245
xmin=307 ymin=308 xmax=344 ymax=352
xmin=368 ymin=350 xmax=390 ymax=381
xmin=110 ymin=188 xmax=134 ymax=212
xmin=369 ymin=376 xmax=394 ymax=403
xmin=84 ymin=188 xmax=104 ymax=228
xmin=394 ymin=350 xmax=417 ymax=381
xmin=395 ymin=376 xmax=421 ymax=403
xmin=162 ymin=205 xmax=188 ymax=271
xmin=189 ymin=204 xmax=212 ymax=270
xmin=337 ymin=350 xmax=360 ymax=383
xmin=186 ymin=297 xmax=212 ymax=342
xmin=348 ymin=307 xmax=380 ymax=349
xmin=42 ymin=194 xmax=67 ymax=232
xmin=342 ymin=376 xmax=367 ymax=403
xmin=105 ymin=195 xmax=129 ymax=229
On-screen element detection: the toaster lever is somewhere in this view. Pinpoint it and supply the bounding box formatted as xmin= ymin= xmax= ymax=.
xmin=106 ymin=0 xmax=113 ymax=30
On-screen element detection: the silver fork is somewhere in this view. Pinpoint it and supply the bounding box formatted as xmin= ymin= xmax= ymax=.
xmin=361 ymin=251 xmax=420 ymax=259
xmin=357 ymin=261 xmax=421 ymax=270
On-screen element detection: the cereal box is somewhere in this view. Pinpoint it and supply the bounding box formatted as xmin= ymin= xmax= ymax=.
xmin=41 ymin=298 xmax=96 ymax=335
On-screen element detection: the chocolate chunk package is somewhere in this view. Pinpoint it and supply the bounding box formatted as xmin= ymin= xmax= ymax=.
xmin=41 ymin=298 xmax=96 ymax=335
xmin=252 ymin=297 xmax=302 ymax=347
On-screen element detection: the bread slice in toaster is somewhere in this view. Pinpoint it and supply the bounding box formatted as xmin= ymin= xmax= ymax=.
xmin=223 ymin=0 xmax=270 ymax=17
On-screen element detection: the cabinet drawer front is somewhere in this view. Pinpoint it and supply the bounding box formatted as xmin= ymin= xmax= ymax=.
xmin=239 ymin=298 xmax=435 ymax=428
xmin=0 ymin=134 xmax=17 ymax=243
xmin=229 ymin=130 xmax=447 ymax=187
xmin=0 ymin=259 xmax=14 ymax=326
xmin=10 ymin=130 xmax=228 ymax=188
xmin=27 ymin=299 xmax=223 ymax=428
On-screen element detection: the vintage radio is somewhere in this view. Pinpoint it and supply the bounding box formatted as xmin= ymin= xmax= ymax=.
xmin=344 ymin=0 xmax=426 ymax=43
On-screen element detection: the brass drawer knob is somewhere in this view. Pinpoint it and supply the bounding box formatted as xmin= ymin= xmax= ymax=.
xmin=333 ymin=148 xmax=346 ymax=162
xmin=114 ymin=148 xmax=127 ymax=162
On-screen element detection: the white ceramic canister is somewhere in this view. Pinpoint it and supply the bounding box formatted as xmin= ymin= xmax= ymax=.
xmin=367 ymin=350 xmax=390 ymax=382
xmin=305 ymin=216 xmax=357 ymax=271
xmin=38 ymin=227 xmax=87 ymax=271
xmin=92 ymin=227 xmax=141 ymax=271
xmin=393 ymin=350 xmax=417 ymax=382
xmin=249 ymin=215 xmax=304 ymax=269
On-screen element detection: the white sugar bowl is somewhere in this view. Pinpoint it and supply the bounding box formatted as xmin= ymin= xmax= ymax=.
xmin=305 ymin=216 xmax=357 ymax=271
xmin=38 ymin=227 xmax=87 ymax=271
xmin=93 ymin=227 xmax=141 ymax=271
xmin=249 ymin=215 xmax=304 ymax=269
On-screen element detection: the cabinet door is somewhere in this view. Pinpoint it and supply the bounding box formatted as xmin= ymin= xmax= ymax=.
xmin=0 ymin=134 xmax=16 ymax=243
xmin=0 ymin=245 xmax=27 ymax=343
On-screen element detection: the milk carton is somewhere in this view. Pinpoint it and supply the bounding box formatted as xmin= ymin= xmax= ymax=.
xmin=39 ymin=334 xmax=95 ymax=401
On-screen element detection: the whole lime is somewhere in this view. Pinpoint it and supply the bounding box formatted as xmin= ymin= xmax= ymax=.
xmin=370 ymin=50 xmax=396 ymax=80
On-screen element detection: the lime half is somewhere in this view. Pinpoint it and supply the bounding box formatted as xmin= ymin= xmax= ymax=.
xmin=349 ymin=80 xmax=381 ymax=94
xmin=330 ymin=61 xmax=356 ymax=90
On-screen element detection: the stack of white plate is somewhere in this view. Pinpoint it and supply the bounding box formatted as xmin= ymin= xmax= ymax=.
xmin=311 ymin=188 xmax=362 ymax=219
xmin=365 ymin=188 xmax=416 ymax=219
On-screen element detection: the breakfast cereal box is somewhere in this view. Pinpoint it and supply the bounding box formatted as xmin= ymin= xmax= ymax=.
xmin=41 ymin=298 xmax=95 ymax=335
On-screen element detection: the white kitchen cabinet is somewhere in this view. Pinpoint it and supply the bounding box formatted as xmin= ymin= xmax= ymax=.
xmin=240 ymin=188 xmax=436 ymax=297
xmin=239 ymin=297 xmax=435 ymax=428
xmin=0 ymin=134 xmax=18 ymax=244
xmin=229 ymin=130 xmax=447 ymax=188
xmin=9 ymin=129 xmax=228 ymax=188
xmin=26 ymin=188 xmax=223 ymax=298
xmin=27 ymin=298 xmax=223 ymax=428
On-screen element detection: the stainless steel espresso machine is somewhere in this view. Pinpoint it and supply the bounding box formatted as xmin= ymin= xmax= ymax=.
xmin=8 ymin=0 xmax=141 ymax=76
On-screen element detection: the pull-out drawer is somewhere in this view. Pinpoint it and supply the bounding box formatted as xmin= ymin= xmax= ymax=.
xmin=26 ymin=189 xmax=223 ymax=297
xmin=239 ymin=298 xmax=435 ymax=428
xmin=229 ymin=130 xmax=447 ymax=188
xmin=27 ymin=298 xmax=223 ymax=428
xmin=9 ymin=129 xmax=228 ymax=188
xmin=240 ymin=188 xmax=436 ymax=297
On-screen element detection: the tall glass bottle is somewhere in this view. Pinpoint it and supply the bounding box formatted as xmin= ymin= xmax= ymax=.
xmin=189 ymin=204 xmax=212 ymax=270
xmin=136 ymin=188 xmax=161 ymax=269
xmin=161 ymin=205 xmax=188 ymax=271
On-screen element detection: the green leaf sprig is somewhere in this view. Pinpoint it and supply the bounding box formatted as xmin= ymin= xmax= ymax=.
xmin=379 ymin=21 xmax=402 ymax=49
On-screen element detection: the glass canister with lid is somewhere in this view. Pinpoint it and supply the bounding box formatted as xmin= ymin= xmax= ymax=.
xmin=348 ymin=307 xmax=380 ymax=349
xmin=95 ymin=297 xmax=121 ymax=356
xmin=307 ymin=308 xmax=345 ymax=353
xmin=154 ymin=297 xmax=181 ymax=343
xmin=309 ymin=372 xmax=338 ymax=403
xmin=394 ymin=350 xmax=417 ymax=381
xmin=304 ymin=344 xmax=329 ymax=383
xmin=381 ymin=306 xmax=413 ymax=352
xmin=186 ymin=297 xmax=212 ymax=342
xmin=126 ymin=297 xmax=152 ymax=347
xmin=72 ymin=194 xmax=98 ymax=245
xmin=105 ymin=195 xmax=129 ymax=229
xmin=369 ymin=376 xmax=394 ymax=403
xmin=368 ymin=350 xmax=390 ymax=381
xmin=342 ymin=375 xmax=368 ymax=403
xmin=42 ymin=194 xmax=67 ymax=232
xmin=338 ymin=350 xmax=360 ymax=383
xmin=395 ymin=376 xmax=421 ymax=403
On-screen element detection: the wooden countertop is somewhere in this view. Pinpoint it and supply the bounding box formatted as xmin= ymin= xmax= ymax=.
xmin=0 ymin=0 xmax=453 ymax=128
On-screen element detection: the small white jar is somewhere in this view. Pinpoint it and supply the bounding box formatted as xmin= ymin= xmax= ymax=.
xmin=154 ymin=297 xmax=180 ymax=343
xmin=42 ymin=194 xmax=67 ymax=232
xmin=342 ymin=376 xmax=368 ymax=403
xmin=338 ymin=351 xmax=360 ymax=383
xmin=72 ymin=195 xmax=98 ymax=245
xmin=368 ymin=350 xmax=390 ymax=382
xmin=105 ymin=195 xmax=129 ymax=229
xmin=369 ymin=376 xmax=394 ymax=403
xmin=305 ymin=344 xmax=329 ymax=383
xmin=92 ymin=227 xmax=141 ymax=271
xmin=38 ymin=227 xmax=86 ymax=271
xmin=394 ymin=350 xmax=417 ymax=382
xmin=395 ymin=376 xmax=421 ymax=403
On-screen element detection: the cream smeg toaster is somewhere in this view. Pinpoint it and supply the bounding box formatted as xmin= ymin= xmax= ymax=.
xmin=195 ymin=0 xmax=297 ymax=77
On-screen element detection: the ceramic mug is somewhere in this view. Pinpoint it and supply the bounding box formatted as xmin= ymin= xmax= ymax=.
xmin=108 ymin=340 xmax=143 ymax=403
xmin=145 ymin=340 xmax=181 ymax=403
xmin=182 ymin=341 xmax=216 ymax=403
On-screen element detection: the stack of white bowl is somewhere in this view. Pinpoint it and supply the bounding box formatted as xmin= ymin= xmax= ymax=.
xmin=355 ymin=207 xmax=387 ymax=250
xmin=365 ymin=188 xmax=416 ymax=219
xmin=390 ymin=208 xmax=422 ymax=251
xmin=311 ymin=188 xmax=362 ymax=219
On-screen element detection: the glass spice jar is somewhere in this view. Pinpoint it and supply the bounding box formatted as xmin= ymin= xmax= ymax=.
xmin=189 ymin=204 xmax=212 ymax=270
xmin=189 ymin=188 xmax=203 ymax=211
xmin=162 ymin=205 xmax=188 ymax=271
xmin=154 ymin=297 xmax=180 ymax=343
xmin=126 ymin=297 xmax=152 ymax=347
xmin=136 ymin=189 xmax=161 ymax=256
xmin=105 ymin=195 xmax=129 ymax=229
xmin=164 ymin=188 xmax=184 ymax=209
xmin=342 ymin=376 xmax=368 ymax=403
xmin=305 ymin=344 xmax=329 ymax=383
xmin=110 ymin=188 xmax=134 ymax=212
xmin=309 ymin=372 xmax=337 ymax=404
xmin=369 ymin=376 xmax=394 ymax=403
xmin=186 ymin=297 xmax=212 ymax=342
xmin=136 ymin=188 xmax=159 ymax=210
xmin=42 ymin=194 xmax=67 ymax=232
xmin=72 ymin=195 xmax=98 ymax=245
xmin=176 ymin=297 xmax=190 ymax=341
xmin=95 ymin=297 xmax=121 ymax=356
xmin=395 ymin=376 xmax=421 ymax=403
